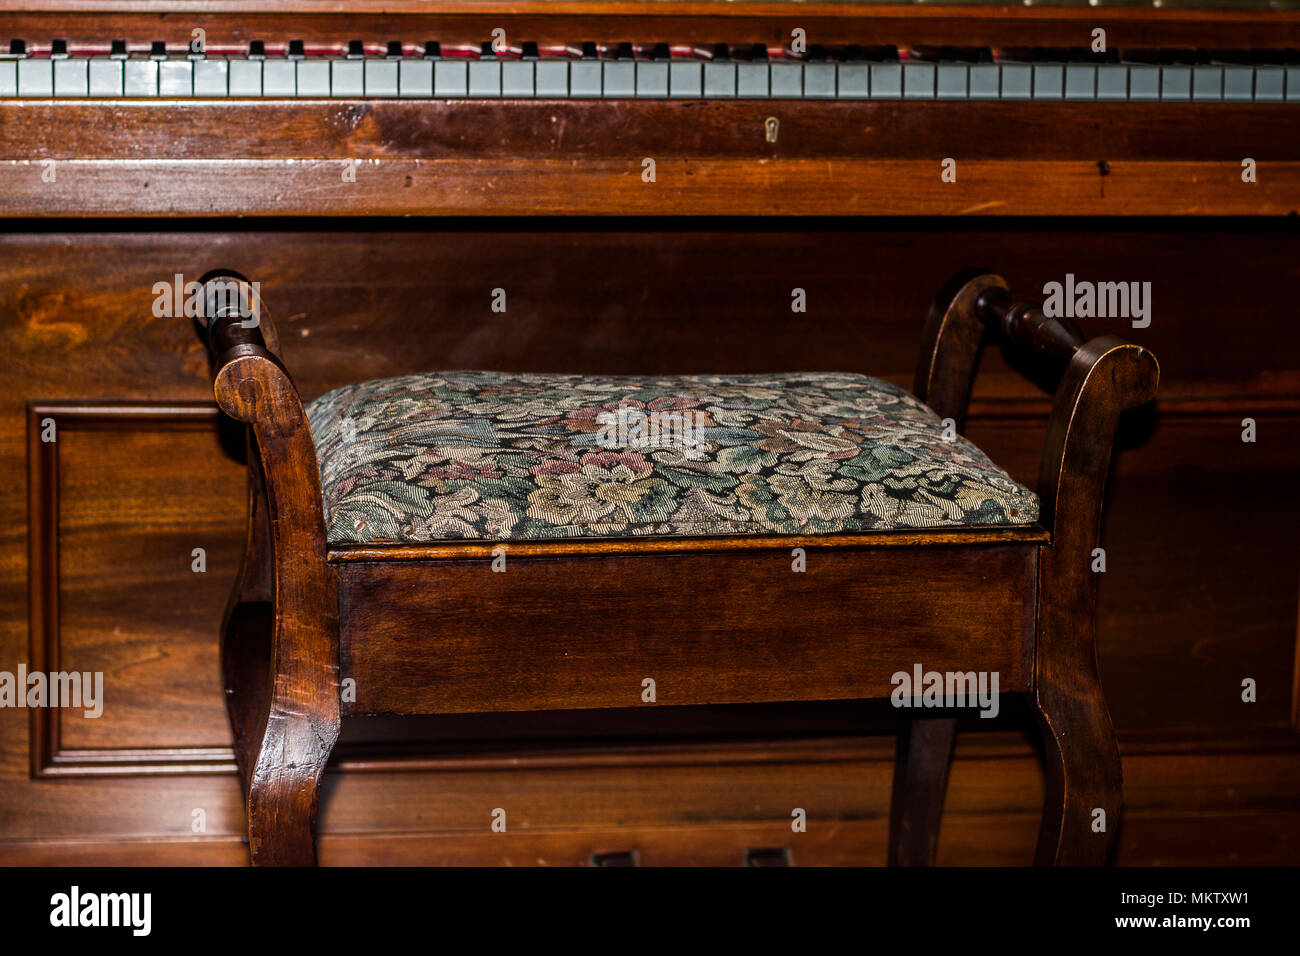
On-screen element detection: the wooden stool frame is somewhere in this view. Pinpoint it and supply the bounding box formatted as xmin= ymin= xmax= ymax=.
xmin=199 ymin=268 xmax=1158 ymax=866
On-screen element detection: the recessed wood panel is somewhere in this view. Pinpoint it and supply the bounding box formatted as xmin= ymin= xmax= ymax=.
xmin=25 ymin=404 xmax=245 ymax=772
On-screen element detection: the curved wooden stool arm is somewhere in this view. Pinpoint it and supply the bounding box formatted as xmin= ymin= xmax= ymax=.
xmin=907 ymin=269 xmax=1160 ymax=866
xmin=198 ymin=271 xmax=339 ymax=866
xmin=914 ymin=267 xmax=1009 ymax=429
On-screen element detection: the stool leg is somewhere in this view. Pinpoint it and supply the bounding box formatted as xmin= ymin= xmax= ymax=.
xmin=247 ymin=709 xmax=338 ymax=866
xmin=1033 ymin=674 xmax=1122 ymax=866
xmin=888 ymin=716 xmax=958 ymax=866
xmin=223 ymin=450 xmax=340 ymax=866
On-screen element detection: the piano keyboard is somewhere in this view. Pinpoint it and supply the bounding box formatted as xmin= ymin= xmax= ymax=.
xmin=3 ymin=41 xmax=1299 ymax=102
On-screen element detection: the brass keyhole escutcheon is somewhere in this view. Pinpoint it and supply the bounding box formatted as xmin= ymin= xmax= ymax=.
xmin=765 ymin=116 xmax=779 ymax=144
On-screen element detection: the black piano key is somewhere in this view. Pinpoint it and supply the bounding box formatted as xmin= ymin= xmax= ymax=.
xmin=110 ymin=39 xmax=126 ymax=58
xmin=150 ymin=40 xmax=167 ymax=58
xmin=50 ymin=39 xmax=68 ymax=58
xmin=652 ymin=42 xmax=670 ymax=62
xmin=347 ymin=40 xmax=364 ymax=58
xmin=860 ymin=45 xmax=898 ymax=63
xmin=521 ymin=41 xmax=539 ymax=60
xmin=711 ymin=43 xmax=730 ymax=61
xmin=8 ymin=39 xmax=24 ymax=56
xmin=386 ymin=41 xmax=403 ymax=58
xmin=581 ymin=41 xmax=598 ymax=59
xmin=748 ymin=43 xmax=768 ymax=62
xmin=248 ymin=40 xmax=266 ymax=58
xmin=287 ymin=39 xmax=305 ymax=58
xmin=423 ymin=41 xmax=440 ymax=59
xmin=480 ymin=41 xmax=496 ymax=59
xmin=615 ymin=42 xmax=634 ymax=61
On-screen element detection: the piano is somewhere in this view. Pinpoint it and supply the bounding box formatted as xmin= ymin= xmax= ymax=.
xmin=1 ymin=1 xmax=1298 ymax=215
xmin=2 ymin=1 xmax=1299 ymax=868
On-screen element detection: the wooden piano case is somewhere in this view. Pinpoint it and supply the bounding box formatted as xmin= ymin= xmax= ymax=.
xmin=1 ymin=1 xmax=1298 ymax=866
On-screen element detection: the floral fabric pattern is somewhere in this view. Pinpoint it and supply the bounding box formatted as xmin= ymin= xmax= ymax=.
xmin=305 ymin=371 xmax=1039 ymax=544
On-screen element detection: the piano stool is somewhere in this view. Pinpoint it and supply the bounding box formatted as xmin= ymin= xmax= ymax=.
xmin=198 ymin=267 xmax=1157 ymax=866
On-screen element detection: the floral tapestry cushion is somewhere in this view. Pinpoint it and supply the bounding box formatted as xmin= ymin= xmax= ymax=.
xmin=305 ymin=371 xmax=1039 ymax=545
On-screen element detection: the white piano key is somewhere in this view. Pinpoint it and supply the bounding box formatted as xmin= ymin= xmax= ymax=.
xmin=467 ymin=59 xmax=501 ymax=97
xmin=1064 ymin=64 xmax=1095 ymax=100
xmin=194 ymin=56 xmax=228 ymax=96
xmin=296 ymin=59 xmax=330 ymax=96
xmin=262 ymin=59 xmax=295 ymax=96
xmin=53 ymin=58 xmax=89 ymax=97
xmin=902 ymin=62 xmax=935 ymax=99
xmin=331 ymin=60 xmax=363 ymax=96
xmin=400 ymin=58 xmax=434 ymax=97
xmin=636 ymin=61 xmax=669 ymax=98
xmin=1161 ymin=65 xmax=1191 ymax=100
xmin=570 ymin=60 xmax=600 ymax=97
xmin=837 ymin=63 xmax=869 ymax=99
xmin=1128 ymin=64 xmax=1159 ymax=101
xmin=703 ymin=61 xmax=736 ymax=97
xmin=158 ymin=59 xmax=193 ymax=96
xmin=603 ymin=61 xmax=635 ymax=97
xmin=122 ymin=58 xmax=157 ymax=96
xmin=735 ymin=62 xmax=769 ymax=97
xmin=770 ymin=62 xmax=802 ymax=98
xmin=228 ymin=58 xmax=262 ymax=96
xmin=869 ymin=63 xmax=902 ymax=98
xmin=936 ymin=63 xmax=967 ymax=99
xmin=1255 ymin=66 xmax=1284 ymax=101
xmin=535 ymin=60 xmax=568 ymax=97
xmin=501 ymin=60 xmax=534 ymax=97
xmin=669 ymin=61 xmax=701 ymax=98
xmin=366 ymin=59 xmax=400 ymax=97
xmin=1192 ymin=65 xmax=1222 ymax=101
xmin=18 ymin=58 xmax=54 ymax=96
xmin=1000 ymin=63 xmax=1031 ymax=100
xmin=969 ymin=63 xmax=999 ymax=99
xmin=804 ymin=62 xmax=836 ymax=98
xmin=1221 ymin=66 xmax=1253 ymax=102
xmin=434 ymin=59 xmax=468 ymax=97
xmin=1096 ymin=64 xmax=1127 ymax=100
xmin=0 ymin=60 xmax=16 ymax=96
xmin=1032 ymin=63 xmax=1064 ymax=99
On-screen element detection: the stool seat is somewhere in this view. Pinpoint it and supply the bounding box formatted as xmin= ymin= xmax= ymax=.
xmin=306 ymin=370 xmax=1038 ymax=544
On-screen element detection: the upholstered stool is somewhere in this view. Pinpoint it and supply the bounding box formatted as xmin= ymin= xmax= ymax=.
xmin=198 ymin=268 xmax=1157 ymax=866
xmin=305 ymin=370 xmax=1039 ymax=545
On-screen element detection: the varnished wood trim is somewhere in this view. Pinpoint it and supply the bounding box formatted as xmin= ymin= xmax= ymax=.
xmin=5 ymin=102 xmax=1297 ymax=163
xmin=4 ymin=158 xmax=1294 ymax=218
xmin=328 ymin=526 xmax=1049 ymax=563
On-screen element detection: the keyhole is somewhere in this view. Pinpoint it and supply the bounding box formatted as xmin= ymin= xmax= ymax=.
xmin=765 ymin=117 xmax=779 ymax=144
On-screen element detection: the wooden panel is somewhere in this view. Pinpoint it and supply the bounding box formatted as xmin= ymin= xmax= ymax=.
xmin=25 ymin=404 xmax=245 ymax=774
xmin=339 ymin=546 xmax=1038 ymax=716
